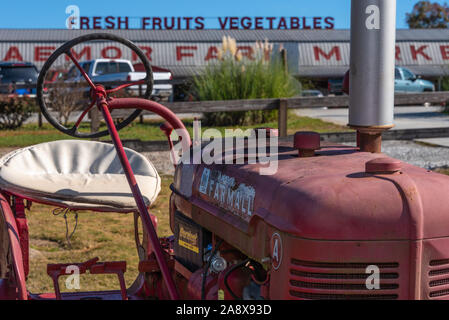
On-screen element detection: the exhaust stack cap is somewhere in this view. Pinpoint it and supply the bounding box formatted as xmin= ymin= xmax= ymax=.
xmin=294 ymin=132 xmax=320 ymax=157
xmin=366 ymin=158 xmax=401 ymax=174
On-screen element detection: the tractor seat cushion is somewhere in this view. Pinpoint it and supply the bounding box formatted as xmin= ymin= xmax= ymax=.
xmin=0 ymin=140 xmax=161 ymax=213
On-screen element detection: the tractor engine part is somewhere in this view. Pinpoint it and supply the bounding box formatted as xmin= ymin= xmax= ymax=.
xmin=218 ymin=260 xmax=252 ymax=300
xmin=173 ymin=211 xmax=211 ymax=272
xmin=187 ymin=267 xmax=218 ymax=300
xmin=169 ymin=131 xmax=449 ymax=299
xmin=349 ymin=0 xmax=396 ymax=152
xmin=349 ymin=0 xmax=396 ymax=128
xmin=210 ymin=252 xmax=227 ymax=274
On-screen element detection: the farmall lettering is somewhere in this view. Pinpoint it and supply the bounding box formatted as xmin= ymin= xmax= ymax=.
xmin=198 ymin=168 xmax=255 ymax=222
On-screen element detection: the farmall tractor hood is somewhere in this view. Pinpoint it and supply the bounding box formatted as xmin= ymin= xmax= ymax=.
xmin=174 ymin=140 xmax=449 ymax=242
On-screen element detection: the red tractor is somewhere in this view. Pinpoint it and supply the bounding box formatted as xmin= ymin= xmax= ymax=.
xmin=1 ymin=0 xmax=448 ymax=300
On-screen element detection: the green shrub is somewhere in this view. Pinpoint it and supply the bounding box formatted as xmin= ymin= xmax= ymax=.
xmin=193 ymin=37 xmax=301 ymax=126
xmin=0 ymin=96 xmax=36 ymax=130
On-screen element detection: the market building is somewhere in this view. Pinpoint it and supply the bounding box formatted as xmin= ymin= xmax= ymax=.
xmin=1 ymin=28 xmax=449 ymax=93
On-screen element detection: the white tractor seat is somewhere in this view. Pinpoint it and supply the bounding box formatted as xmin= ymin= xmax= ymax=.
xmin=0 ymin=140 xmax=161 ymax=213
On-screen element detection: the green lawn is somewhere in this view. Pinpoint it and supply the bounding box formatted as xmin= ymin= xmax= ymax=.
xmin=0 ymin=114 xmax=348 ymax=148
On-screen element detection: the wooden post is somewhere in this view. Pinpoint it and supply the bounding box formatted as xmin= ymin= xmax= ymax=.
xmin=281 ymin=48 xmax=288 ymax=75
xmin=279 ymin=49 xmax=289 ymax=137
xmin=90 ymin=108 xmax=100 ymax=141
xmin=278 ymin=99 xmax=288 ymax=137
xmin=139 ymin=84 xmax=144 ymax=124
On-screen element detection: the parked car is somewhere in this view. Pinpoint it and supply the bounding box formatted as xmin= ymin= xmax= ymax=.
xmin=328 ymin=78 xmax=344 ymax=96
xmin=44 ymin=69 xmax=66 ymax=84
xmin=133 ymin=63 xmax=173 ymax=101
xmin=66 ymin=59 xmax=173 ymax=101
xmin=394 ymin=66 xmax=435 ymax=92
xmin=300 ymin=89 xmax=327 ymax=109
xmin=0 ymin=62 xmax=38 ymax=95
xmin=332 ymin=66 xmax=435 ymax=95
xmin=301 ymin=90 xmax=324 ymax=97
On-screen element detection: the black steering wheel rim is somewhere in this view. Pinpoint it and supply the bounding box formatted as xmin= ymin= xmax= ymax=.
xmin=36 ymin=33 xmax=153 ymax=139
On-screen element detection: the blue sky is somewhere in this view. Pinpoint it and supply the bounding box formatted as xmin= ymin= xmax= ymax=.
xmin=0 ymin=0 xmax=446 ymax=29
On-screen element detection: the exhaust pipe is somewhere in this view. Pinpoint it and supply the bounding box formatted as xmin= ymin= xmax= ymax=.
xmin=349 ymin=0 xmax=396 ymax=153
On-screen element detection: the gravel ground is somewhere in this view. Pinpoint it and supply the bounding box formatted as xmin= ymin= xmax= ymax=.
xmin=338 ymin=140 xmax=449 ymax=170
xmin=141 ymin=151 xmax=175 ymax=176
xmin=381 ymin=140 xmax=449 ymax=170
xmin=1 ymin=140 xmax=449 ymax=175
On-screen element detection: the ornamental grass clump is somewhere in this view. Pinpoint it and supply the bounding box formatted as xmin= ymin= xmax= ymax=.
xmin=193 ymin=36 xmax=301 ymax=126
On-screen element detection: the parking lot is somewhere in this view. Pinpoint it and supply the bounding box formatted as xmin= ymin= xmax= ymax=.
xmin=296 ymin=106 xmax=449 ymax=130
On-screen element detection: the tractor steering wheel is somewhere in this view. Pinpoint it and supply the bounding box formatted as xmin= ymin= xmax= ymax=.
xmin=36 ymin=33 xmax=153 ymax=139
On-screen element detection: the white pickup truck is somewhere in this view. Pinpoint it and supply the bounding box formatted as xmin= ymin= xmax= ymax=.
xmin=66 ymin=59 xmax=173 ymax=101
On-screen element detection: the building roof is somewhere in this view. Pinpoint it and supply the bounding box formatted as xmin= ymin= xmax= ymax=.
xmin=1 ymin=28 xmax=449 ymax=43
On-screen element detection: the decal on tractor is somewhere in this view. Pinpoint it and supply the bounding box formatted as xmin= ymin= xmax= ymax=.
xmin=270 ymin=233 xmax=283 ymax=270
xmin=178 ymin=226 xmax=200 ymax=254
xmin=198 ymin=168 xmax=256 ymax=222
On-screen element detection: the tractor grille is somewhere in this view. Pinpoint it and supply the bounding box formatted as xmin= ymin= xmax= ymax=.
xmin=429 ymin=259 xmax=449 ymax=298
xmin=289 ymin=259 xmax=400 ymax=300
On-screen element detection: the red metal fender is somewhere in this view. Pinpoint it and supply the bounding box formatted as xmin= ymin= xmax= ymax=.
xmin=187 ymin=268 xmax=218 ymax=300
xmin=218 ymin=265 xmax=252 ymax=300
xmin=0 ymin=193 xmax=27 ymax=300
xmin=12 ymin=197 xmax=29 ymax=279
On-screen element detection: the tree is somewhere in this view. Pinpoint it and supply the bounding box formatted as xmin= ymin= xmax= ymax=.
xmin=406 ymin=1 xmax=449 ymax=28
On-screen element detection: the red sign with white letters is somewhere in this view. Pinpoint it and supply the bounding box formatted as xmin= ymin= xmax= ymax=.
xmin=1 ymin=41 xmax=448 ymax=76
